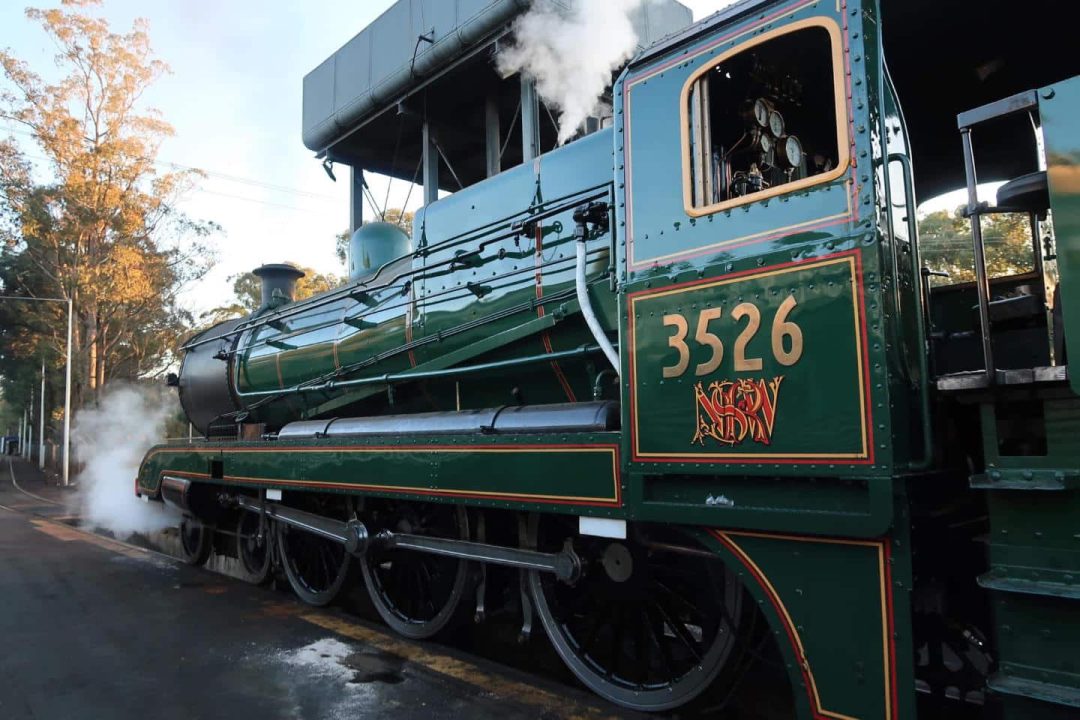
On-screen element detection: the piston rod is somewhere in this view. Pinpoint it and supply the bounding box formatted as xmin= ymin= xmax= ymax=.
xmin=233 ymin=494 xmax=369 ymax=555
xmin=232 ymin=495 xmax=580 ymax=582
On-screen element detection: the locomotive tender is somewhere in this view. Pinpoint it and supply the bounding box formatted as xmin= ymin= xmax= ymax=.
xmin=138 ymin=0 xmax=1080 ymax=716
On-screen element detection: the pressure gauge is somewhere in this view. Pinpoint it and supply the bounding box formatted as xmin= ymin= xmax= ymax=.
xmin=768 ymin=109 xmax=785 ymax=138
xmin=759 ymin=131 xmax=774 ymax=154
xmin=753 ymin=98 xmax=770 ymax=127
xmin=781 ymin=135 xmax=804 ymax=168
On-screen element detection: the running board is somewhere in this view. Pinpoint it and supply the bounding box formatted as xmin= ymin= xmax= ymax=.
xmin=232 ymin=494 xmax=580 ymax=582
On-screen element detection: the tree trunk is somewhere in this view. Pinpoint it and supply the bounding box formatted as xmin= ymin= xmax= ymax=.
xmin=95 ymin=324 xmax=106 ymax=389
xmin=85 ymin=305 xmax=98 ymax=395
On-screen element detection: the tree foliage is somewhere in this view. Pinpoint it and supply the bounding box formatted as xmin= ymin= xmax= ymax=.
xmin=918 ymin=206 xmax=1048 ymax=286
xmin=0 ymin=0 xmax=218 ymax=427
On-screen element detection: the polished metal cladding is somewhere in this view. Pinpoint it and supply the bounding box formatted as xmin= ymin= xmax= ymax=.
xmin=349 ymin=222 xmax=412 ymax=282
xmin=160 ymin=476 xmax=192 ymax=514
xmin=177 ymin=317 xmax=244 ymax=437
xmin=276 ymin=401 xmax=619 ymax=439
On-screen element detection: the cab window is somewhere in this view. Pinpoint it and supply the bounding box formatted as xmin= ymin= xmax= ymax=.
xmin=684 ymin=23 xmax=847 ymax=214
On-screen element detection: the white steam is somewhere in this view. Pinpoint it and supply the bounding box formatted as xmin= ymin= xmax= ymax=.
xmin=76 ymin=385 xmax=178 ymax=536
xmin=496 ymin=0 xmax=644 ymax=145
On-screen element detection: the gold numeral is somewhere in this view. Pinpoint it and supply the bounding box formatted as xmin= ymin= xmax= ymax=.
xmin=693 ymin=307 xmax=724 ymax=376
xmin=661 ymin=314 xmax=690 ymax=378
xmin=658 ymin=297 xmax=803 ymax=378
xmin=771 ymin=295 xmax=803 ymax=366
xmin=731 ymin=302 xmax=763 ymax=371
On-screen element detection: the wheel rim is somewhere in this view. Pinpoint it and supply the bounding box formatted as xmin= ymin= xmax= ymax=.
xmin=276 ymin=497 xmax=351 ymax=606
xmin=361 ymin=502 xmax=470 ymax=639
xmin=529 ymin=519 xmax=743 ymax=711
xmin=179 ymin=516 xmax=210 ymax=566
xmin=235 ymin=509 xmax=271 ymax=583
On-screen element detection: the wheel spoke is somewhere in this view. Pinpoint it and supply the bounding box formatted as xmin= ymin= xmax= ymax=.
xmin=529 ymin=524 xmax=742 ymax=712
xmin=361 ymin=503 xmax=469 ymax=639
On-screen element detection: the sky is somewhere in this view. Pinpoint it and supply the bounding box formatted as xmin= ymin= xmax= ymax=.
xmin=0 ymin=1 xmax=749 ymax=315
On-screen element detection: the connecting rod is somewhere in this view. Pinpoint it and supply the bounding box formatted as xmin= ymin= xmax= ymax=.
xmin=231 ymin=494 xmax=580 ymax=583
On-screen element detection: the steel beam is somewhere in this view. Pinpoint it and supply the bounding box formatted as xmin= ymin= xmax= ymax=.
xmin=349 ymin=167 xmax=364 ymax=233
xmin=485 ymin=95 xmax=501 ymax=177
xmin=521 ymin=76 xmax=540 ymax=162
xmin=422 ymin=121 xmax=439 ymax=205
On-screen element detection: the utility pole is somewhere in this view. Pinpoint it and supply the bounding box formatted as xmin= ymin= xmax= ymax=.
xmin=39 ymin=361 xmax=46 ymax=470
xmin=18 ymin=410 xmax=25 ymax=459
xmin=0 ymin=296 xmax=74 ymax=485
xmin=62 ymin=298 xmax=72 ymax=485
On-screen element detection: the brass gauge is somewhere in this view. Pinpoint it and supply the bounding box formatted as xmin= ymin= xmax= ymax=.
xmin=768 ymin=109 xmax=785 ymax=138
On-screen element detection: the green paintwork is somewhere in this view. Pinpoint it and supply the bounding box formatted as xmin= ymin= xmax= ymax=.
xmin=141 ymin=1 xmax=1080 ymax=717
xmin=228 ymin=130 xmax=618 ymax=428
xmin=138 ymin=433 xmax=624 ymax=516
xmin=699 ymin=528 xmax=903 ymax=720
xmin=612 ymin=0 xmax=910 ymax=485
xmin=1041 ymin=77 xmax=1080 ymax=395
xmin=628 ymin=253 xmax=871 ymax=464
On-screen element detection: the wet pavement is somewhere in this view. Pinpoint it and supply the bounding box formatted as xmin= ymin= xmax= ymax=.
xmin=0 ymin=458 xmax=624 ymax=720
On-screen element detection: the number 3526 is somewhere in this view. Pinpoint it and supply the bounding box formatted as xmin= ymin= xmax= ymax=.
xmin=660 ymin=295 xmax=803 ymax=379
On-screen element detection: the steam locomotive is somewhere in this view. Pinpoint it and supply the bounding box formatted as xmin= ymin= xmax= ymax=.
xmin=138 ymin=0 xmax=1080 ymax=716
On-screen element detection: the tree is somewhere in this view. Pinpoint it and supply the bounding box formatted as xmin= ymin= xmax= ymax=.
xmin=335 ymin=208 xmax=414 ymax=268
xmin=918 ymin=206 xmax=1044 ymax=287
xmin=201 ymin=266 xmax=342 ymax=323
xmin=0 ymin=0 xmax=217 ymax=416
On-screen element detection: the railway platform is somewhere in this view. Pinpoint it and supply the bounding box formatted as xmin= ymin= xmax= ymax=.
xmin=0 ymin=459 xmax=626 ymax=720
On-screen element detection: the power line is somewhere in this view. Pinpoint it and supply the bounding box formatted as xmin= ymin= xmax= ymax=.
xmin=2 ymin=122 xmax=340 ymax=203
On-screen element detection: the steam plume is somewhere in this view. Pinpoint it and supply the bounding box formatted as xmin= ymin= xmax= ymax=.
xmin=76 ymin=385 xmax=178 ymax=536
xmin=497 ymin=0 xmax=644 ymax=145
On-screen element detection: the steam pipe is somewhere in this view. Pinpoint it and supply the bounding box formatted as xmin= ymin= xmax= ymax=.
xmin=574 ymin=218 xmax=620 ymax=376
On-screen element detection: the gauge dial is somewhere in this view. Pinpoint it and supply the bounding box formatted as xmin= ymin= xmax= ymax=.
xmin=759 ymin=132 xmax=774 ymax=154
xmin=782 ymin=135 xmax=803 ymax=168
xmin=768 ymin=110 xmax=785 ymax=138
xmin=753 ymin=98 xmax=770 ymax=127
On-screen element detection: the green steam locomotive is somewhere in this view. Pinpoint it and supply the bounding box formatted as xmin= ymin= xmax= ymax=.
xmin=137 ymin=0 xmax=1080 ymax=716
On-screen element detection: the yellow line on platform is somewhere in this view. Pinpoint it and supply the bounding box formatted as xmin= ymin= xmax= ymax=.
xmin=300 ymin=612 xmax=618 ymax=720
xmin=27 ymin=517 xmax=152 ymax=559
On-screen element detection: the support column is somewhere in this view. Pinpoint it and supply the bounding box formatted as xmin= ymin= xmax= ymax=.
xmin=521 ymin=76 xmax=540 ymax=162
xmin=349 ymin=167 xmax=365 ymax=233
xmin=422 ymin=121 xmax=439 ymax=205
xmin=485 ymin=95 xmax=501 ymax=178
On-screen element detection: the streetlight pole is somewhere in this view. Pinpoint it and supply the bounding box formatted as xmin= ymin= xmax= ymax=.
xmin=0 ymin=295 xmax=74 ymax=485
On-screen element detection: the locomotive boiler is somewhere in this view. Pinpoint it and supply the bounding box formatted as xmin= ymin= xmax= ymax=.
xmin=139 ymin=0 xmax=1080 ymax=717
